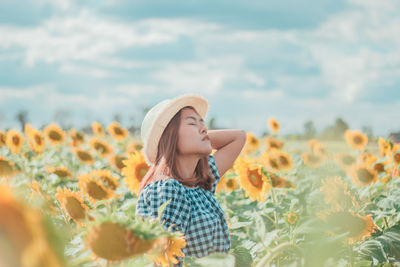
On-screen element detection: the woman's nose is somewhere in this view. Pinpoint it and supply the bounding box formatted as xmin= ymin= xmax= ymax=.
xmin=200 ymin=124 xmax=207 ymax=134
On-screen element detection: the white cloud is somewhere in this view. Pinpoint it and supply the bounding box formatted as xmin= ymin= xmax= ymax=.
xmin=152 ymin=56 xmax=244 ymax=95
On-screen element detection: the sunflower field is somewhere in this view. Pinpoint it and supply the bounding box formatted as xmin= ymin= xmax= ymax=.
xmin=1 ymin=120 xmax=400 ymax=267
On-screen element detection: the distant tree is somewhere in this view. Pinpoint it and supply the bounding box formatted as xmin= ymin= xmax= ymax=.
xmin=113 ymin=113 xmax=122 ymax=123
xmin=334 ymin=118 xmax=349 ymax=134
xmin=362 ymin=125 xmax=374 ymax=138
xmin=304 ymin=120 xmax=316 ymax=139
xmin=319 ymin=117 xmax=349 ymax=140
xmin=15 ymin=110 xmax=28 ymax=132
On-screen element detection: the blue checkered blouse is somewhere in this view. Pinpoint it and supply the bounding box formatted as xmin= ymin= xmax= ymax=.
xmin=135 ymin=154 xmax=231 ymax=266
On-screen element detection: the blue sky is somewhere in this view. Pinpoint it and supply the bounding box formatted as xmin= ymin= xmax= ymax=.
xmin=1 ymin=0 xmax=399 ymax=137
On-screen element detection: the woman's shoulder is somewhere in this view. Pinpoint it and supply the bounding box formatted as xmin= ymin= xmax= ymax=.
xmin=142 ymin=177 xmax=186 ymax=193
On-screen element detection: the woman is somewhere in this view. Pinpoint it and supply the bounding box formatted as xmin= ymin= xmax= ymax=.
xmin=136 ymin=94 xmax=246 ymax=266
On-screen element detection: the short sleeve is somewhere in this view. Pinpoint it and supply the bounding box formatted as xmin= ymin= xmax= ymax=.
xmin=144 ymin=179 xmax=191 ymax=234
xmin=208 ymin=154 xmax=221 ymax=194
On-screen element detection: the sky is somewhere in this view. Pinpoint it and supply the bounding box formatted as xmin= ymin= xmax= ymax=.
xmin=0 ymin=0 xmax=399 ymax=137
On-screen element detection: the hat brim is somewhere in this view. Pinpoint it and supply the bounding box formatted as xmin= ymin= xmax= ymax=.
xmin=144 ymin=94 xmax=209 ymax=165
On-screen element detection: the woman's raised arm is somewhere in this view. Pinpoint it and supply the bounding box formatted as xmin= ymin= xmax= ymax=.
xmin=208 ymin=129 xmax=246 ymax=177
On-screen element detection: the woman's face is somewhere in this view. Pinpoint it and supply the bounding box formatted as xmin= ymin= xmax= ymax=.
xmin=177 ymin=107 xmax=212 ymax=156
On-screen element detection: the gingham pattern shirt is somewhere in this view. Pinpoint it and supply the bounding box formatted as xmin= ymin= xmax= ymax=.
xmin=136 ymin=154 xmax=231 ymax=267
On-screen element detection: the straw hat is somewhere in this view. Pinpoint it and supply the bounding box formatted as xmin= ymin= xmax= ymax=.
xmin=141 ymin=94 xmax=209 ymax=165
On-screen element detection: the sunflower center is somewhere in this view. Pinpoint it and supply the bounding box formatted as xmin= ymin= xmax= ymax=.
xmin=373 ymin=163 xmax=385 ymax=173
xmin=65 ymin=196 xmax=86 ymax=220
xmin=279 ymin=155 xmax=289 ymax=166
xmin=394 ymin=153 xmax=400 ymax=163
xmin=247 ymin=169 xmax=263 ymax=188
xmin=0 ymin=159 xmax=14 ymax=176
xmin=87 ymin=181 xmax=107 ymax=200
xmin=100 ymin=176 xmax=117 ymax=190
xmin=356 ymin=168 xmax=374 ymax=183
xmin=287 ymin=213 xmax=298 ymax=224
xmin=94 ymin=143 xmax=106 ymax=153
xmin=135 ymin=163 xmax=149 ymax=180
xmin=270 ymin=158 xmax=279 ymax=169
xmin=78 ymin=151 xmax=92 ymax=161
xmin=226 ymin=179 xmax=234 ymax=188
xmin=115 ymin=156 xmax=126 ymax=170
xmin=76 ymin=132 xmax=84 ymax=141
xmin=54 ymin=169 xmax=69 ymax=178
xmin=12 ymin=136 xmax=20 ymax=146
xmin=251 ymin=138 xmax=257 ymax=145
xmin=34 ymin=135 xmax=42 ymax=145
xmin=342 ymin=155 xmax=355 ymax=165
xmin=270 ymin=142 xmax=279 ymax=148
xmin=353 ymin=136 xmax=363 ymax=145
xmin=49 ymin=130 xmax=62 ymax=141
xmin=114 ymin=127 xmax=123 ymax=135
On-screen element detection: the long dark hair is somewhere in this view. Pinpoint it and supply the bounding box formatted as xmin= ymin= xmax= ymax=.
xmin=139 ymin=106 xmax=215 ymax=193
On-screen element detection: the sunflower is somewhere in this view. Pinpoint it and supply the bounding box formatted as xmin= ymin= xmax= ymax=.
xmin=89 ymin=137 xmax=113 ymax=158
xmin=1 ymin=185 xmax=65 ymax=267
xmin=268 ymin=118 xmax=280 ymax=134
xmin=359 ymin=152 xmax=377 ymax=165
xmin=320 ymin=177 xmax=359 ymax=209
xmin=91 ymin=122 xmax=105 ymax=137
xmin=264 ymin=136 xmax=284 ymax=151
xmin=26 ymin=128 xmax=45 ymax=154
xmin=244 ymin=132 xmax=260 ymax=153
xmin=344 ymin=130 xmax=368 ymax=151
xmin=274 ymin=151 xmax=293 ymax=170
xmin=266 ymin=172 xmax=295 ymax=188
xmin=91 ymin=169 xmax=120 ymax=191
xmin=372 ymin=162 xmax=388 ymax=174
xmin=391 ymin=144 xmax=400 ymax=167
xmin=262 ymin=152 xmax=281 ymax=172
xmin=0 ymin=131 xmax=6 ymax=146
xmin=121 ymin=151 xmax=150 ymax=196
xmin=286 ymin=212 xmax=298 ymax=225
xmin=233 ymin=156 xmax=271 ymax=202
xmin=6 ymin=129 xmax=24 ymax=154
xmin=110 ymin=154 xmax=128 ymax=171
xmin=319 ymin=210 xmax=376 ymax=244
xmin=24 ymin=123 xmax=34 ymax=137
xmin=378 ymin=137 xmax=391 ymax=157
xmin=301 ymin=152 xmax=322 ymax=168
xmin=152 ymin=235 xmax=186 ymax=267
xmin=336 ymin=153 xmax=356 ymax=171
xmin=56 ymin=187 xmax=91 ymax=226
xmin=44 ymin=123 xmax=65 ymax=146
xmin=68 ymin=128 xmax=85 ymax=147
xmin=126 ymin=142 xmax=143 ymax=155
xmin=0 ymin=156 xmax=16 ymax=178
xmin=351 ymin=164 xmax=378 ymax=187
xmin=78 ymin=173 xmax=115 ymax=204
xmin=216 ymin=170 xmax=239 ymax=193
xmin=73 ymin=148 xmax=95 ymax=165
xmin=107 ymin=122 xmax=128 ymax=141
xmin=45 ymin=166 xmax=72 ymax=179
xmin=86 ymin=221 xmax=155 ymax=261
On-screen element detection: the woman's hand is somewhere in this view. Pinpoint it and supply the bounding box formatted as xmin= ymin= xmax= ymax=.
xmin=207 ymin=129 xmax=246 ymax=177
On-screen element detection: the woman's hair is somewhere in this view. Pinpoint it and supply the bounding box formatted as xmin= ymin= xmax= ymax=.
xmin=139 ymin=106 xmax=215 ymax=193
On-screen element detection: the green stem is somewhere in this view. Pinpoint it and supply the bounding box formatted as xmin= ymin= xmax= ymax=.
xmin=255 ymin=242 xmax=303 ymax=267
xmin=349 ymin=243 xmax=354 ymax=267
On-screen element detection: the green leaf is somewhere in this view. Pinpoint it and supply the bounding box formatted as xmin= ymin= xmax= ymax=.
xmin=232 ymin=246 xmax=253 ymax=267
xmin=229 ymin=221 xmax=252 ymax=230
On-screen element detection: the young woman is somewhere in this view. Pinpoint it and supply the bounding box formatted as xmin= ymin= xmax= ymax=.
xmin=136 ymin=94 xmax=246 ymax=266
